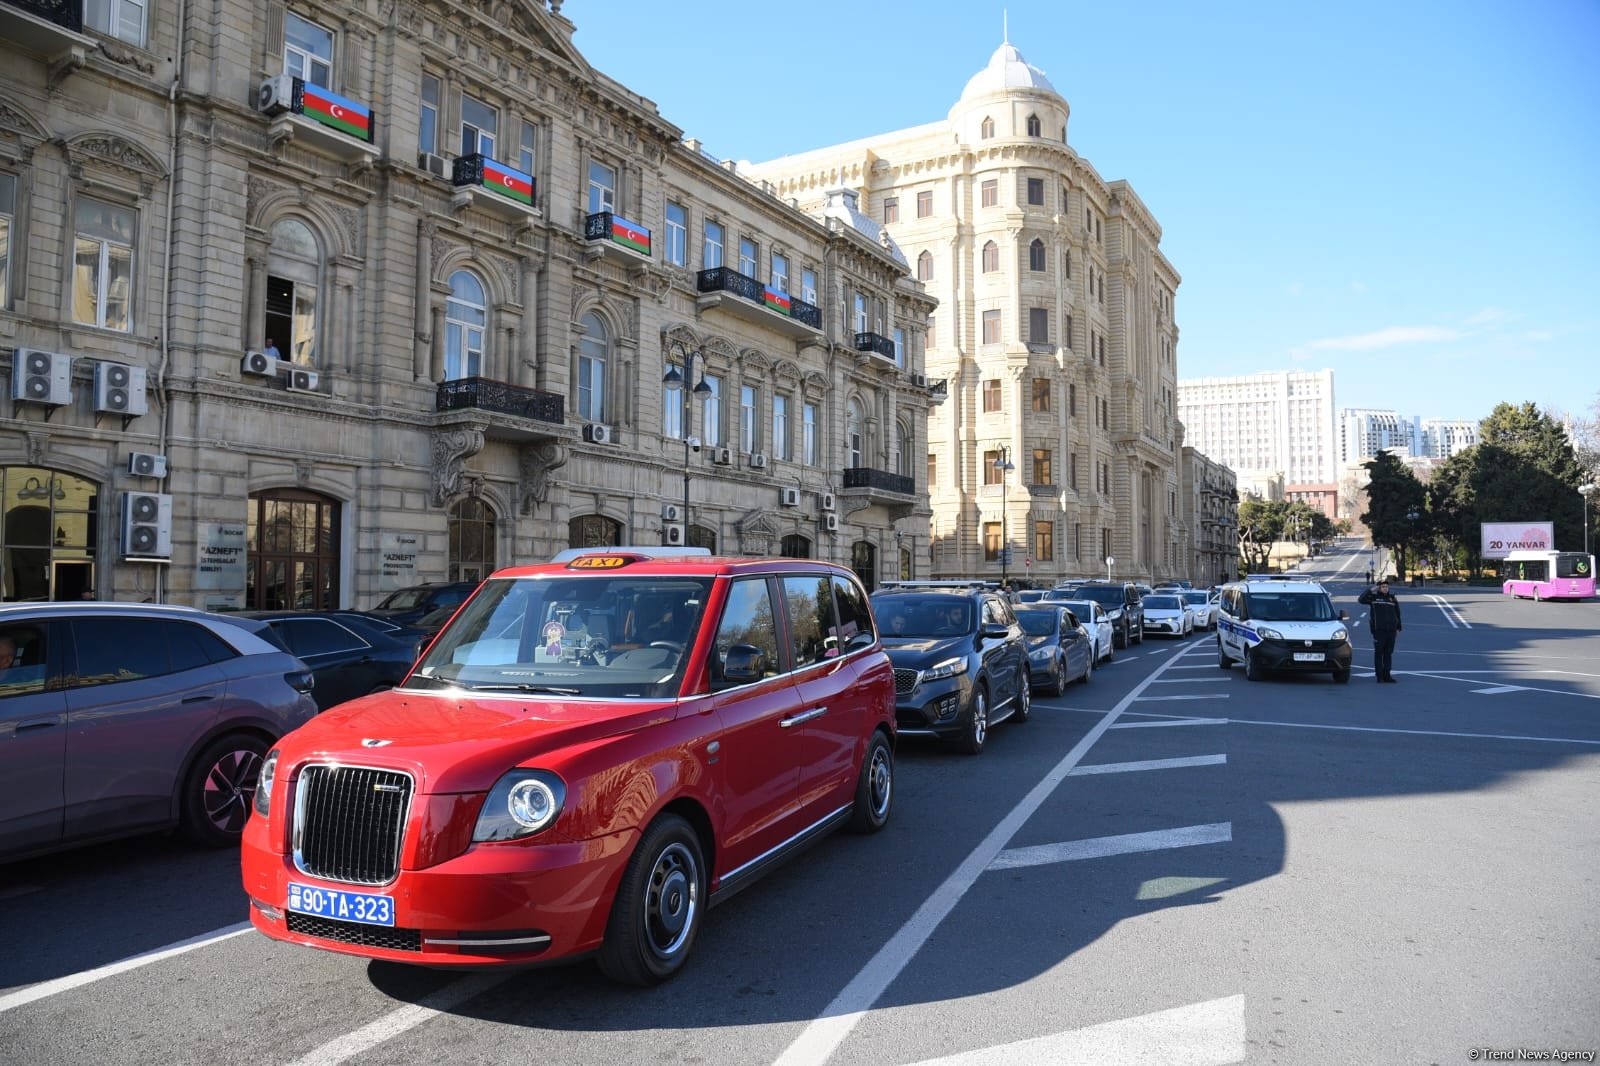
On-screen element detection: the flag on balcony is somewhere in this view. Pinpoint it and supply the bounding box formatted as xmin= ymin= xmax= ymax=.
xmin=299 ymin=84 xmax=373 ymax=142
xmin=480 ymin=160 xmax=534 ymax=205
xmin=609 ymin=216 xmax=651 ymax=255
xmin=763 ymin=286 xmax=792 ymax=315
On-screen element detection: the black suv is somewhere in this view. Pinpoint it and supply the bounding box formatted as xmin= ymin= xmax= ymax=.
xmin=870 ymin=585 xmax=1030 ymax=754
xmin=367 ymin=581 xmax=478 ymax=627
xmin=1072 ymin=583 xmax=1145 ymax=648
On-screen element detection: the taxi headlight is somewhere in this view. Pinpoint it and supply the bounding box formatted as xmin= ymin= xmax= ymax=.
xmin=1257 ymin=626 xmax=1285 ymax=641
xmin=922 ymin=656 xmax=969 ymax=682
xmin=253 ymin=749 xmax=280 ymax=818
xmin=473 ymin=770 xmax=567 ymax=841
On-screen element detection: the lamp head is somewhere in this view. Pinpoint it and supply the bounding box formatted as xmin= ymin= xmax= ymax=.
xmin=662 ymin=364 xmax=684 ymax=389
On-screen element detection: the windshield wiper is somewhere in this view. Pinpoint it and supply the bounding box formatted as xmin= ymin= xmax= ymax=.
xmin=465 ymin=682 xmax=583 ymax=696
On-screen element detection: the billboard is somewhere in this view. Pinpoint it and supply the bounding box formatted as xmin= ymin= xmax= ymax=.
xmin=1480 ymin=521 xmax=1554 ymax=560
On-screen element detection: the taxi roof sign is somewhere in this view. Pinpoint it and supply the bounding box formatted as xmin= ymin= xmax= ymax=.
xmin=567 ymin=554 xmax=633 ymax=570
xmin=550 ymin=545 xmax=713 ymax=565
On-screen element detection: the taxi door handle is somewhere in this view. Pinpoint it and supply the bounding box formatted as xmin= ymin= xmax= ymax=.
xmin=181 ymin=694 xmax=216 ymax=704
xmin=781 ymin=707 xmax=827 ymax=729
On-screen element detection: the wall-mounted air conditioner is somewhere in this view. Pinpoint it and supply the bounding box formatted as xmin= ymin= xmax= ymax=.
xmin=127 ymin=451 xmax=168 ymax=478
xmin=663 ymin=522 xmax=686 ymax=546
xmin=257 ymin=74 xmax=298 ymax=115
xmin=120 ymin=491 xmax=173 ymax=559
xmin=779 ymin=487 xmax=800 ymax=507
xmin=910 ymin=373 xmax=928 ymax=388
xmin=11 ymin=349 xmax=73 ymax=406
xmin=821 ymin=492 xmax=837 ymax=512
xmin=822 ymin=513 xmax=840 ymax=533
xmin=583 ymin=423 xmax=612 ymax=444
xmin=285 ymin=367 xmax=319 ymax=392
xmin=748 ymin=452 xmax=768 ymax=469
xmin=94 ymin=361 xmax=148 ymax=416
xmin=241 ymin=350 xmax=285 ymax=377
xmin=662 ymin=503 xmax=682 ymax=522
xmin=418 ymin=152 xmax=448 ymax=178
xmin=711 ymin=446 xmax=733 ymax=465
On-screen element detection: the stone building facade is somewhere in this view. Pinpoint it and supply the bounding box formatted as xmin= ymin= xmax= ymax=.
xmin=745 ymin=43 xmax=1184 ymax=586
xmin=0 ymin=0 xmax=935 ymax=607
xmin=1180 ymin=446 xmax=1239 ymax=588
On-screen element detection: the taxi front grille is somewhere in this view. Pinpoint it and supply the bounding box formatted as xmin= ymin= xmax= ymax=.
xmin=893 ymin=668 xmax=920 ymax=696
xmin=287 ymin=912 xmax=421 ymax=952
xmin=294 ymin=765 xmax=413 ymax=885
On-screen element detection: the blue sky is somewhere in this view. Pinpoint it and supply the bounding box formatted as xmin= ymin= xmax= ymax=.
xmin=572 ymin=1 xmax=1599 ymax=426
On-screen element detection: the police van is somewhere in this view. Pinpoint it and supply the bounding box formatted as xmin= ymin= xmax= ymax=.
xmin=1215 ymin=577 xmax=1353 ymax=683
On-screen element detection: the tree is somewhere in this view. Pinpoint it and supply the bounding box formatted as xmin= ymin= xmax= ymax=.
xmin=1477 ymin=402 xmax=1587 ymax=549
xmin=1564 ymin=391 xmax=1600 ymax=484
xmin=1236 ymin=497 xmax=1286 ymax=575
xmin=1361 ymin=451 xmax=1427 ymax=578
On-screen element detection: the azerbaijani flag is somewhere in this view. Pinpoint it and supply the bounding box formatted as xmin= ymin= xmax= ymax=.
xmin=299 ymin=83 xmax=373 ymax=142
xmin=763 ymin=286 xmax=792 ymax=315
xmin=609 ymin=216 xmax=651 ymax=256
xmin=481 ymin=159 xmax=535 ymax=205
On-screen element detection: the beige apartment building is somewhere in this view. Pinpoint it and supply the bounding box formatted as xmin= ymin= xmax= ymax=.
xmin=0 ymin=0 xmax=936 ymax=606
xmin=1180 ymin=446 xmax=1239 ymax=588
xmin=745 ymin=42 xmax=1185 ymax=586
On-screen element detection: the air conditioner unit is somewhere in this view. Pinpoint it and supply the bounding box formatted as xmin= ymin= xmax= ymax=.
xmin=11 ymin=349 xmax=73 ymax=406
xmin=583 ymin=423 xmax=612 ymax=444
xmin=663 ymin=522 xmax=686 ymax=546
xmin=748 ymin=452 xmax=769 ymax=470
xmin=662 ymin=504 xmax=682 ymax=523
xmin=94 ymin=361 xmax=148 ymax=416
xmin=241 ymin=350 xmax=285 ymax=377
xmin=821 ymin=492 xmax=837 ymax=512
xmin=822 ymin=513 xmax=840 ymax=533
xmin=711 ymin=446 xmax=733 ymax=466
xmin=418 ymin=152 xmax=448 ymax=178
xmin=909 ymin=373 xmax=928 ymax=388
xmin=120 ymin=491 xmax=173 ymax=559
xmin=780 ymin=487 xmax=800 ymax=507
xmin=285 ymin=367 xmax=319 ymax=392
xmin=257 ymin=74 xmax=299 ymax=115
xmin=127 ymin=451 xmax=168 ymax=479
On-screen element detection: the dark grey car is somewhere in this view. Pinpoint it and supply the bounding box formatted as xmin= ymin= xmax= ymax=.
xmin=0 ymin=603 xmax=317 ymax=862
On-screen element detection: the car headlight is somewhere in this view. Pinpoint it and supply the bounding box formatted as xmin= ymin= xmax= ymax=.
xmin=253 ymin=749 xmax=280 ymax=818
xmin=1332 ymin=627 xmax=1348 ymax=642
xmin=1257 ymin=626 xmax=1284 ymax=641
xmin=1029 ymin=647 xmax=1051 ymax=662
xmin=921 ymin=656 xmax=970 ymax=682
xmin=473 ymin=770 xmax=566 ymax=842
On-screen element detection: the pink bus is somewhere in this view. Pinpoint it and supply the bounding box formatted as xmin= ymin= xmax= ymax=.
xmin=1500 ymin=550 xmax=1595 ymax=601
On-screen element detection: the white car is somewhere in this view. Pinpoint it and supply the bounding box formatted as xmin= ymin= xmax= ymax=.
xmin=1181 ymin=589 xmax=1218 ymax=630
xmin=1049 ymin=599 xmax=1115 ymax=664
xmin=1141 ymin=593 xmax=1194 ymax=637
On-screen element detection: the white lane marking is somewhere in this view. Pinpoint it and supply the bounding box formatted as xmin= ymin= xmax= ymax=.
xmin=992 ymin=823 xmax=1233 ymax=871
xmin=1225 ymin=716 xmax=1600 ymax=746
xmin=1151 ymin=677 xmax=1230 ymax=684
xmin=901 ymin=994 xmax=1246 ymax=1066
xmin=771 ymin=633 xmax=1192 ymax=1066
xmin=1166 ymin=664 xmax=1222 ymax=670
xmin=0 ymin=922 xmax=252 ymax=1015
xmin=1396 ymin=672 xmax=1600 ymax=700
xmin=1471 ymin=685 xmax=1527 ymax=695
xmin=287 ymin=972 xmax=510 ymax=1066
xmin=1135 ymin=694 xmax=1230 ymax=702
xmin=1426 ymin=594 xmax=1471 ymax=629
xmin=1110 ymin=717 xmax=1228 ymax=729
xmin=1068 ymin=753 xmax=1227 ymax=776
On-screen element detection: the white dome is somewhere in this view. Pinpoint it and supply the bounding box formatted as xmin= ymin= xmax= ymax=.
xmin=958 ymin=43 xmax=1058 ymax=101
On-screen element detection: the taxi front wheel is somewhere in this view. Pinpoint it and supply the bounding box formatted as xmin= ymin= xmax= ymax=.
xmin=597 ymin=814 xmax=706 ymax=985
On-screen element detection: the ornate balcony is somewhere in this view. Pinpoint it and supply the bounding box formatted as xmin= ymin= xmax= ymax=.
xmin=450 ymin=154 xmax=538 ymax=219
xmin=583 ymin=211 xmax=651 ymax=260
xmin=841 ymin=466 xmax=918 ymax=518
xmin=696 ymin=267 xmax=823 ymax=338
xmin=927 ymin=378 xmax=948 ymax=405
xmin=435 ymin=377 xmax=565 ymax=442
xmin=262 ymin=76 xmax=379 ymax=163
xmin=854 ymin=331 xmax=896 ymax=362
xmin=2 ymin=0 xmax=90 ymax=70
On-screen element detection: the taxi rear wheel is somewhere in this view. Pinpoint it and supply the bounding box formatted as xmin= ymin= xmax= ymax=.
xmin=597 ymin=814 xmax=705 ymax=985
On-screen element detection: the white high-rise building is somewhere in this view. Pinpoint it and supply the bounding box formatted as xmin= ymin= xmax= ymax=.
xmin=1177 ymin=370 xmax=1338 ymax=486
xmin=1339 ymin=408 xmax=1420 ymax=463
xmin=1419 ymin=419 xmax=1479 ymax=458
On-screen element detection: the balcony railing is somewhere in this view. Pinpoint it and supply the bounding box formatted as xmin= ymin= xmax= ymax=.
xmin=843 ymin=467 xmax=915 ymax=496
xmin=696 ymin=267 xmax=823 ymax=331
xmin=854 ymin=331 xmax=896 ymax=360
xmin=452 ymin=154 xmax=536 ymax=211
xmin=584 ymin=211 xmax=651 ymax=257
xmin=4 ymin=0 xmax=81 ymax=31
xmin=927 ymin=378 xmax=949 ymax=404
xmin=436 ymin=377 xmax=563 ymax=424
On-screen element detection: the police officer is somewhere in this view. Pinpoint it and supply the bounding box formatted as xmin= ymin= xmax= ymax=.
xmin=1358 ymin=580 xmax=1403 ymax=682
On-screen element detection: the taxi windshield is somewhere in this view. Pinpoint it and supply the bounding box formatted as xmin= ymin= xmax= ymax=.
xmin=404 ymin=574 xmax=713 ymax=699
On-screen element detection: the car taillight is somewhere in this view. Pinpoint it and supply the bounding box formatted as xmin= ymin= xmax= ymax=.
xmin=286 ymin=668 xmax=315 ymax=695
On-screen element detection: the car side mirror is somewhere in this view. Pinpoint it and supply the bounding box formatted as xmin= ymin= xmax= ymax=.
xmin=1339 ymin=610 xmax=1350 ymax=622
xmin=717 ymin=644 xmax=766 ymax=687
xmin=980 ymin=622 xmax=1011 ymax=640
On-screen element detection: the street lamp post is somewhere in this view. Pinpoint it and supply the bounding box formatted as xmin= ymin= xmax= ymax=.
xmin=993 ymin=445 xmax=1014 ymax=588
xmin=1581 ymin=483 xmax=1597 ymax=557
xmin=662 ymin=342 xmax=713 ymax=541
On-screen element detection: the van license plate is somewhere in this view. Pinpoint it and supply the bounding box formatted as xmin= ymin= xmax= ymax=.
xmin=1293 ymin=652 xmax=1324 ymax=662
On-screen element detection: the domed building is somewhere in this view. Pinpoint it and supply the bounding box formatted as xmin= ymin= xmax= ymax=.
xmin=745 ymin=41 xmax=1185 ymax=585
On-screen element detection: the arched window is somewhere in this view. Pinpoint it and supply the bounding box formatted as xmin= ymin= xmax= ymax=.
xmin=894 ymin=418 xmax=912 ymax=476
xmin=569 ymin=514 xmax=623 ymax=549
xmin=899 ymin=546 xmax=912 ymax=581
xmin=0 ymin=466 xmax=100 ymax=601
xmin=851 ymin=541 xmax=877 ymax=593
xmin=445 ymin=271 xmax=486 ymax=381
xmin=846 ymin=398 xmax=865 ymax=468
xmin=981 ymin=241 xmax=999 ymax=273
xmin=448 ymin=497 xmax=496 ymax=582
xmin=1029 ymin=239 xmax=1047 ymax=272
xmin=1026 ymin=113 xmax=1042 ymax=137
xmin=980 ymin=116 xmax=994 ymax=139
xmin=247 ymin=488 xmax=341 ymax=610
xmin=687 ymin=524 xmax=716 ymax=551
xmin=266 ymin=219 xmax=322 ymax=367
xmin=577 ymin=312 xmax=609 ymax=422
xmin=780 ymin=533 xmax=811 ymax=559
xmin=916 ymin=250 xmax=933 ymax=281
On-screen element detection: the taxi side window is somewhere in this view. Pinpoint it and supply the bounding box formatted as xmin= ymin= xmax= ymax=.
xmin=0 ymin=624 xmax=49 ymax=698
xmin=781 ymin=574 xmax=834 ymax=669
xmin=831 ymin=575 xmax=876 ymax=651
xmin=713 ymin=577 xmax=783 ymax=684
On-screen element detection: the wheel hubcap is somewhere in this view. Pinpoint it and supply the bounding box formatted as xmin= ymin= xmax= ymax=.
xmin=869 ymin=749 xmax=892 ymax=817
xmin=204 ymin=749 xmax=262 ymax=832
xmin=645 ymin=843 xmax=699 ymax=957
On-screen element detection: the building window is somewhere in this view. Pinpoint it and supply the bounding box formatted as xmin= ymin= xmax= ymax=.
xmin=981 ymin=309 xmax=1001 ymax=344
xmin=569 ymin=514 xmax=624 ymax=550
xmin=1063 ymin=249 xmax=1071 ymax=278
xmin=770 ymin=252 xmax=789 ymax=293
xmin=1032 ymin=449 xmax=1052 ymax=485
xmin=916 ymin=190 xmax=932 ymax=218
xmin=981 ymin=241 xmax=999 ymax=273
xmin=703 ymin=374 xmax=723 ymax=446
xmin=444 ymin=270 xmax=486 ymax=381
xmin=983 ymin=522 xmax=1002 ymax=560
xmin=1029 ymin=239 xmax=1046 ymax=272
xmin=982 ymin=451 xmax=1003 ymax=486
xmin=982 ymin=378 xmax=1002 ymax=413
xmin=1070 ymin=452 xmax=1079 ymax=489
xmin=801 ymin=268 xmax=817 ymax=304
xmin=419 ymin=75 xmax=440 ymax=154
xmin=981 ymin=180 xmax=998 ymax=208
xmin=739 ymin=237 xmax=758 ymax=278
xmin=0 ymin=467 xmax=100 ymax=601
xmin=1032 ymin=378 xmax=1051 ymax=412
xmin=883 ymin=198 xmax=898 ymax=224
xmin=1029 ymin=307 xmax=1049 ymax=344
xmin=72 ymin=197 xmax=135 ymax=333
xmin=461 ymin=94 xmax=498 ymax=159
xmin=448 ymin=498 xmax=497 ymax=582
xmin=264 ymin=218 xmax=320 ymax=365
xmin=281 ymin=11 xmax=330 ymax=85
xmin=773 ymin=394 xmax=790 ymax=461
xmin=802 ymin=402 xmax=817 ymax=465
xmin=927 ymin=452 xmax=937 ymax=488
xmin=917 ymin=250 xmax=933 ymax=281
xmin=846 ymin=399 xmax=864 ymax=467
xmin=247 ymin=489 xmax=341 ymax=610
xmin=665 ymin=201 xmax=687 ymax=267
xmin=854 ymin=291 xmax=868 ymax=333
xmin=0 ymin=174 xmax=15 ymax=308
xmin=1026 ymin=114 xmax=1042 ymax=137
xmin=1034 ymin=520 xmax=1054 ymax=561
xmin=781 ymin=533 xmax=811 ymax=559
xmin=1064 ymin=313 xmax=1074 ymax=351
xmin=587 ymin=159 xmax=616 ymax=214
xmin=980 ymin=116 xmax=995 ymax=139
xmin=517 ymin=120 xmax=537 ymax=177
xmin=703 ymin=219 xmax=724 ymax=269
xmin=1069 ymin=383 xmax=1078 ymax=416
xmin=1027 ymin=178 xmax=1044 ymax=205
xmin=895 ymin=418 xmax=911 ymax=475
xmin=740 ymin=385 xmax=758 ymax=453
xmin=577 ymin=311 xmax=608 ymax=422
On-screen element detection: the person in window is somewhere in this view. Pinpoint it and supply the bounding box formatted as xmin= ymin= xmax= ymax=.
xmin=263 ymin=337 xmax=282 ymax=360
xmin=0 ymin=634 xmax=16 ymax=674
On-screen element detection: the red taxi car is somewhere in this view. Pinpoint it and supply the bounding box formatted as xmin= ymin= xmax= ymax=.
xmin=241 ymin=551 xmax=895 ymax=984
